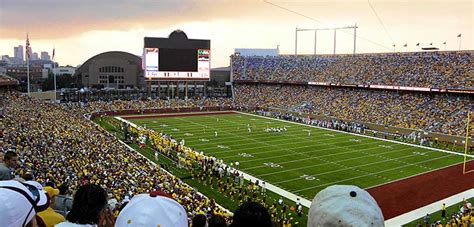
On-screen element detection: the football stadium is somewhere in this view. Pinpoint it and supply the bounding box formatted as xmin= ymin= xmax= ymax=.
xmin=1 ymin=1 xmax=473 ymax=227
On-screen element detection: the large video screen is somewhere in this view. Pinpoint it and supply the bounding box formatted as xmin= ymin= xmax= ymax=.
xmin=144 ymin=48 xmax=210 ymax=80
xmin=159 ymin=48 xmax=197 ymax=72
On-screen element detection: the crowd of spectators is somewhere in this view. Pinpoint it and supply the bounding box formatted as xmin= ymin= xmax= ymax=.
xmin=0 ymin=92 xmax=392 ymax=226
xmin=231 ymin=51 xmax=473 ymax=89
xmin=1 ymin=89 xmax=472 ymax=226
xmin=64 ymin=97 xmax=234 ymax=117
xmin=234 ymin=84 xmax=472 ymax=136
xmin=1 ymin=93 xmax=232 ymax=225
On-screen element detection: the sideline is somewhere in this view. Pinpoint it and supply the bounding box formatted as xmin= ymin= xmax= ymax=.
xmin=91 ymin=118 xmax=233 ymax=216
xmin=384 ymin=189 xmax=474 ymax=226
xmin=116 ymin=116 xmax=314 ymax=207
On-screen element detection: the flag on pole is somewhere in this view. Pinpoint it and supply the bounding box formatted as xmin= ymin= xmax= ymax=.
xmin=457 ymin=34 xmax=462 ymax=37
xmin=25 ymin=34 xmax=31 ymax=59
xmin=52 ymin=48 xmax=55 ymax=60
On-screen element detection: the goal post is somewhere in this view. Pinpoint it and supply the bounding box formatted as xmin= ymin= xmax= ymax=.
xmin=463 ymin=110 xmax=473 ymax=174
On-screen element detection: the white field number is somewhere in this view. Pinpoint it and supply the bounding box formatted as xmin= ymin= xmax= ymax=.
xmin=412 ymin=151 xmax=427 ymax=156
xmin=264 ymin=162 xmax=283 ymax=168
xmin=238 ymin=153 xmax=254 ymax=158
xmin=300 ymin=174 xmax=317 ymax=181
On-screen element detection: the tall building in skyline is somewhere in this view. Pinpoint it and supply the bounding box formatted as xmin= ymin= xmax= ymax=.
xmin=32 ymin=52 xmax=39 ymax=60
xmin=41 ymin=51 xmax=50 ymax=61
xmin=13 ymin=45 xmax=24 ymax=63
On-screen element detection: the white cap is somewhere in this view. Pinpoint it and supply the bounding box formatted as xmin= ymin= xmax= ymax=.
xmin=23 ymin=180 xmax=49 ymax=209
xmin=0 ymin=180 xmax=49 ymax=227
xmin=308 ymin=185 xmax=384 ymax=227
xmin=115 ymin=192 xmax=188 ymax=227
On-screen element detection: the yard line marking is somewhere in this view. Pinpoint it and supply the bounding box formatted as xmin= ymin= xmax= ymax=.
xmin=188 ymin=130 xmax=334 ymax=148
xmin=237 ymin=112 xmax=473 ymax=158
xmin=207 ymin=135 xmax=361 ymax=156
xmin=239 ymin=141 xmax=388 ymax=167
xmin=269 ymin=148 xmax=434 ymax=184
xmin=210 ymin=115 xmax=441 ymax=174
xmin=293 ymin=155 xmax=451 ymax=193
xmin=217 ymin=114 xmax=446 ymax=184
xmin=248 ymin=146 xmax=417 ymax=174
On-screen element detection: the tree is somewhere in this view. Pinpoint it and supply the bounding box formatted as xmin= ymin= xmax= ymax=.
xmin=41 ymin=73 xmax=77 ymax=91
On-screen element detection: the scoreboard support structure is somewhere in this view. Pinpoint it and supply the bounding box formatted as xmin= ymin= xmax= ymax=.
xmin=145 ymin=79 xmax=208 ymax=100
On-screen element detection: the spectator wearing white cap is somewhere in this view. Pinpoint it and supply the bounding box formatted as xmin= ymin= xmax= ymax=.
xmin=307 ymin=185 xmax=385 ymax=227
xmin=115 ymin=190 xmax=188 ymax=227
xmin=0 ymin=180 xmax=50 ymax=227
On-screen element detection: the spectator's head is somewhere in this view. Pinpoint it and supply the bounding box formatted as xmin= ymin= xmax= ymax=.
xmin=308 ymin=185 xmax=384 ymax=227
xmin=44 ymin=181 xmax=55 ymax=188
xmin=66 ymin=184 xmax=108 ymax=225
xmin=208 ymin=214 xmax=227 ymax=227
xmin=4 ymin=151 xmax=18 ymax=168
xmin=0 ymin=180 xmax=49 ymax=227
xmin=115 ymin=191 xmax=188 ymax=227
xmin=22 ymin=171 xmax=35 ymax=181
xmin=230 ymin=201 xmax=272 ymax=227
xmin=57 ymin=184 xmax=68 ymax=195
xmin=44 ymin=186 xmax=60 ymax=207
xmin=192 ymin=214 xmax=207 ymax=227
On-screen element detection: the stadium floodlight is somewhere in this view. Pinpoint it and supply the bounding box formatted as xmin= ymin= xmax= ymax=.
xmin=295 ymin=24 xmax=358 ymax=56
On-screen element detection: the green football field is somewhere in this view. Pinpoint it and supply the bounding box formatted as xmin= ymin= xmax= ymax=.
xmin=128 ymin=112 xmax=470 ymax=200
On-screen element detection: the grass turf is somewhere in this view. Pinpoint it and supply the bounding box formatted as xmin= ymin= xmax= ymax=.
xmin=94 ymin=116 xmax=310 ymax=226
xmin=128 ymin=112 xmax=471 ymax=201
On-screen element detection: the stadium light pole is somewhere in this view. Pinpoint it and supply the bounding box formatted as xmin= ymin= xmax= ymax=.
xmin=458 ymin=34 xmax=462 ymax=51
xmin=353 ymin=23 xmax=357 ymax=55
xmin=314 ymin=30 xmax=317 ymax=55
xmin=333 ymin=29 xmax=337 ymax=55
xmin=295 ymin=27 xmax=298 ymax=55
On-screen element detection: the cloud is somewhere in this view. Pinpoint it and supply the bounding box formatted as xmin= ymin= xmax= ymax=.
xmin=0 ymin=0 xmax=266 ymax=39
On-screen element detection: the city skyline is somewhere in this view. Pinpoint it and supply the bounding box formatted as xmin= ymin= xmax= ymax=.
xmin=1 ymin=0 xmax=472 ymax=67
xmin=4 ymin=44 xmax=52 ymax=62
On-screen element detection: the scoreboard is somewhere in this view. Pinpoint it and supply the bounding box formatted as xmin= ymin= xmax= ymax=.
xmin=144 ymin=48 xmax=210 ymax=79
xmin=144 ymin=32 xmax=210 ymax=80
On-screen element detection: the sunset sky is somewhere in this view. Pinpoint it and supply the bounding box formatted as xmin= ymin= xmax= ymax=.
xmin=0 ymin=0 xmax=472 ymax=67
